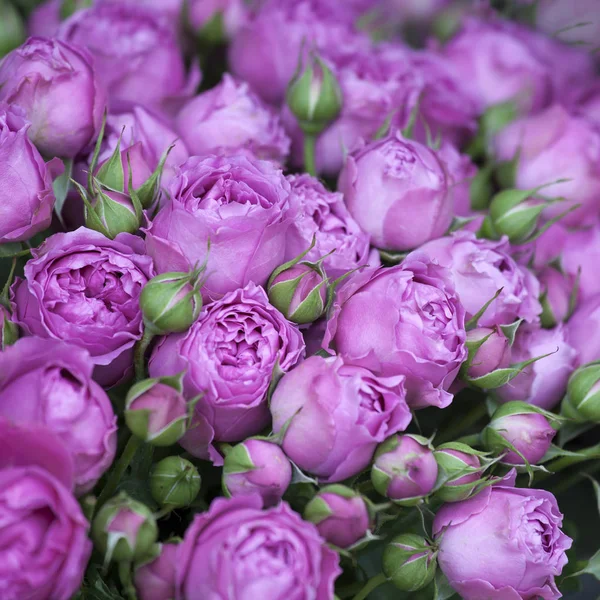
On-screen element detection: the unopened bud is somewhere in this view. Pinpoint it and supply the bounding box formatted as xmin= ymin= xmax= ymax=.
xmin=562 ymin=361 xmax=600 ymax=423
xmin=150 ymin=456 xmax=201 ymax=509
xmin=462 ymin=326 xmax=511 ymax=383
xmin=538 ymin=266 xmax=573 ymax=328
xmin=383 ymin=533 xmax=437 ymax=592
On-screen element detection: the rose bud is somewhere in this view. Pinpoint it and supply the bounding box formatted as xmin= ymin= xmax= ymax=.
xmin=223 ymin=439 xmax=292 ymax=508
xmin=176 ymin=74 xmax=290 ymax=164
xmin=271 ymin=355 xmax=411 ymax=483
xmin=125 ymin=377 xmax=188 ymax=446
xmin=0 ymin=305 xmax=18 ymax=349
xmin=383 ymin=534 xmax=437 ymax=592
xmin=371 ymin=434 xmax=438 ymax=505
xmin=539 ymin=266 xmax=573 ymax=328
xmin=339 ymin=131 xmax=452 ymax=252
xmin=178 ymin=496 xmax=341 ymax=598
xmin=267 ymin=262 xmax=328 ymax=325
xmin=434 ymin=478 xmax=572 ymax=600
xmin=286 ymin=51 xmax=342 ymax=135
xmin=135 ymin=542 xmax=178 ymax=600
xmin=0 ymin=1 xmax=24 ymax=56
xmin=92 ymin=493 xmax=158 ymax=563
xmin=304 ymin=485 xmax=372 ymax=549
xmin=483 ymin=401 xmax=556 ymax=465
xmin=140 ymin=270 xmax=203 ymax=335
xmin=462 ymin=326 xmax=511 ymax=382
xmin=0 ymin=37 xmax=106 ymax=158
xmin=150 ymin=456 xmax=201 ymax=509
xmin=562 ymin=361 xmax=600 ymax=423
xmin=434 ymin=443 xmax=484 ymax=503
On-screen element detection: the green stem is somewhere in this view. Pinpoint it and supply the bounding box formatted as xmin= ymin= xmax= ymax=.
xmin=1 ymin=257 xmax=17 ymax=306
xmin=118 ymin=561 xmax=138 ymax=600
xmin=134 ymin=328 xmax=154 ymax=381
xmin=536 ymin=445 xmax=600 ymax=483
xmin=552 ymin=462 xmax=600 ymax=496
xmin=95 ymin=434 xmax=142 ymax=512
xmin=437 ymin=403 xmax=488 ymax=445
xmin=303 ymin=133 xmax=317 ymax=177
xmin=352 ymin=573 xmax=387 ymax=600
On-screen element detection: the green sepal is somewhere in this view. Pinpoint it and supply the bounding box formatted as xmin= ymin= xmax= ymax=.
xmin=88 ymin=111 xmax=107 ymax=191
xmin=222 ymin=443 xmax=256 ymax=475
xmin=96 ymin=129 xmax=125 ymax=192
xmin=304 ymin=496 xmax=333 ymax=525
xmin=135 ymin=143 xmax=175 ymax=210
xmin=470 ymin=162 xmax=494 ymax=211
xmin=499 ymin=319 xmax=522 ymax=346
xmin=465 ymin=287 xmax=504 ymax=330
xmin=289 ymin=281 xmax=327 ymax=324
xmin=267 ymin=236 xmax=316 ymax=288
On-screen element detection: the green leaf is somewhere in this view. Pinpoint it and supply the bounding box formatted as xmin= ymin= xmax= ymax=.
xmin=0 ymin=243 xmax=28 ymax=258
xmin=539 ymin=444 xmax=588 ymax=464
xmin=567 ymin=548 xmax=600 ymax=581
xmin=434 ymin=570 xmax=457 ymax=600
xmin=52 ymin=157 xmax=73 ymax=221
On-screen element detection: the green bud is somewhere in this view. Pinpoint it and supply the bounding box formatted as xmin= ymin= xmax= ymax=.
xmin=86 ymin=188 xmax=141 ymax=239
xmin=92 ymin=493 xmax=158 ymax=563
xmin=434 ymin=443 xmax=485 ymax=503
xmin=563 ymin=361 xmax=600 ymax=423
xmin=383 ymin=533 xmax=437 ymax=592
xmin=150 ymin=456 xmax=202 ymax=509
xmin=0 ymin=1 xmax=24 ymax=57
xmin=286 ymin=52 xmax=342 ymax=135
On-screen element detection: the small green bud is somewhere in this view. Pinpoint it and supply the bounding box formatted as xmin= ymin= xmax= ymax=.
xmin=150 ymin=456 xmax=202 ymax=509
xmin=562 ymin=361 xmax=600 ymax=423
xmin=383 ymin=533 xmax=437 ymax=592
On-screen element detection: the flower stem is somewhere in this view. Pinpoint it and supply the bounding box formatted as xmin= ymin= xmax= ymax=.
xmin=118 ymin=561 xmax=138 ymax=600
xmin=1 ymin=257 xmax=17 ymax=306
xmin=536 ymin=444 xmax=600 ymax=483
xmin=352 ymin=573 xmax=387 ymax=600
xmin=134 ymin=328 xmax=154 ymax=381
xmin=95 ymin=434 xmax=142 ymax=513
xmin=303 ymin=133 xmax=317 ymax=177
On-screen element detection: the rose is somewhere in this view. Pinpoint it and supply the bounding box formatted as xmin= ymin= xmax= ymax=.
xmin=285 ymin=174 xmax=373 ymax=278
xmin=417 ymin=231 xmax=542 ymax=327
xmin=0 ymin=337 xmax=117 ymax=494
xmin=433 ymin=477 xmax=572 ymax=600
xmin=187 ymin=0 xmax=247 ymax=37
xmin=11 ymin=227 xmax=155 ymax=387
xmin=99 ymin=0 xmax=185 ymax=34
xmin=0 ymin=419 xmax=92 ymax=600
xmin=338 ymin=130 xmax=453 ymax=252
xmin=28 ymin=0 xmax=95 ymax=37
xmin=323 ymin=257 xmax=467 ymax=409
xmin=271 ymin=355 xmax=411 ymax=482
xmin=59 ymin=4 xmax=198 ymax=112
xmin=175 ymin=74 xmax=290 ymax=164
xmin=492 ymin=104 xmax=600 ymax=227
xmin=135 ymin=543 xmax=178 ymax=600
xmin=0 ymin=37 xmax=106 ymax=158
xmin=567 ymin=295 xmax=600 ymax=367
xmin=176 ymin=495 xmax=341 ymax=599
xmin=437 ymin=142 xmax=477 ymax=219
xmin=0 ymin=102 xmax=62 ymax=243
xmin=146 ymin=154 xmax=294 ymax=301
xmin=149 ymin=283 xmax=304 ymax=463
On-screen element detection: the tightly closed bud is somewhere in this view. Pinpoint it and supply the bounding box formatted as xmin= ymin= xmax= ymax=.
xmin=92 ymin=493 xmax=158 ymax=563
xmin=0 ymin=1 xmax=24 ymax=57
xmin=462 ymin=326 xmax=511 ymax=381
xmin=150 ymin=456 xmax=201 ymax=509
xmin=223 ymin=439 xmax=292 ymax=508
xmin=304 ymin=485 xmax=372 ymax=549
xmin=140 ymin=270 xmax=203 ymax=335
xmin=383 ymin=534 xmax=437 ymax=592
xmin=125 ymin=377 xmax=188 ymax=446
xmin=483 ymin=401 xmax=556 ymax=465
xmin=562 ymin=361 xmax=600 ymax=423
xmin=371 ymin=434 xmax=438 ymax=505
xmin=268 ymin=263 xmax=328 ymax=324
xmin=434 ymin=443 xmax=484 ymax=502
xmin=539 ymin=267 xmax=573 ymax=328
xmin=0 ymin=306 xmax=18 ymax=349
xmin=286 ymin=52 xmax=342 ymax=135
xmin=489 ymin=192 xmax=546 ymax=244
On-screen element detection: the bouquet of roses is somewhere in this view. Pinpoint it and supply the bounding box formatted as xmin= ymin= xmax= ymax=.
xmin=1 ymin=0 xmax=600 ymax=598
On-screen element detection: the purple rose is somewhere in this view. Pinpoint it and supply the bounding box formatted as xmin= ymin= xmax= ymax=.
xmin=433 ymin=479 xmax=572 ymax=600
xmin=0 ymin=37 xmax=106 ymax=158
xmin=437 ymin=142 xmax=477 ymax=219
xmin=11 ymin=228 xmax=155 ymax=387
xmin=339 ymin=130 xmax=453 ymax=252
xmin=465 ymin=326 xmax=511 ymax=380
xmin=188 ymin=0 xmax=247 ymax=37
xmin=146 ymin=154 xmax=294 ymax=301
xmin=271 ymin=355 xmax=411 ymax=482
xmin=0 ymin=103 xmax=61 ymax=243
xmin=28 ymin=0 xmax=94 ymax=38
xmin=568 ymin=294 xmax=600 ymax=367
xmin=417 ymin=232 xmax=542 ymax=327
xmin=176 ymin=495 xmax=341 ymax=599
xmin=135 ymin=542 xmax=178 ymax=600
xmin=0 ymin=337 xmax=117 ymax=494
xmin=149 ymin=283 xmax=304 ymax=463
xmin=99 ymin=0 xmax=185 ymax=34
xmin=285 ymin=174 xmax=373 ymax=278
xmin=323 ymin=258 xmax=467 ymax=408
xmin=492 ymin=104 xmax=600 ymax=227
xmin=176 ymin=74 xmax=290 ymax=164
xmin=0 ymin=419 xmax=92 ymax=600
xmin=59 ymin=4 xmax=198 ymax=113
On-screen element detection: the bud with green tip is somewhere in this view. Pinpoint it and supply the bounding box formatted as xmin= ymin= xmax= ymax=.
xmin=0 ymin=1 xmax=25 ymax=58
xmin=304 ymin=485 xmax=372 ymax=549
xmin=286 ymin=51 xmax=342 ymax=135
xmin=150 ymin=456 xmax=201 ymax=509
xmin=434 ymin=443 xmax=485 ymax=502
xmin=371 ymin=434 xmax=438 ymax=505
xmin=92 ymin=493 xmax=158 ymax=563
xmin=125 ymin=376 xmax=188 ymax=446
xmin=140 ymin=269 xmax=203 ymax=335
xmin=562 ymin=361 xmax=600 ymax=423
xmin=383 ymin=533 xmax=437 ymax=592
xmin=461 ymin=326 xmax=511 ymax=383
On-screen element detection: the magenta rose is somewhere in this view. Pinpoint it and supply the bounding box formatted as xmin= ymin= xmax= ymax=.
xmin=417 ymin=232 xmax=542 ymax=327
xmin=0 ymin=337 xmax=117 ymax=494
xmin=433 ymin=477 xmax=572 ymax=600
xmin=271 ymin=355 xmax=411 ymax=482
xmin=135 ymin=542 xmax=179 ymax=600
xmin=176 ymin=74 xmax=290 ymax=164
xmin=11 ymin=228 xmax=155 ymax=387
xmin=146 ymin=154 xmax=294 ymax=301
xmin=0 ymin=419 xmax=92 ymax=600
xmin=149 ymin=283 xmax=304 ymax=463
xmin=339 ymin=130 xmax=453 ymax=252
xmin=0 ymin=36 xmax=106 ymax=158
xmin=176 ymin=495 xmax=341 ymax=599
